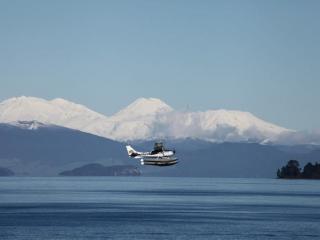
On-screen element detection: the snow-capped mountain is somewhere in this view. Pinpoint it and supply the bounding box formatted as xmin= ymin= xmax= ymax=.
xmin=0 ymin=96 xmax=108 ymax=129
xmin=152 ymin=110 xmax=290 ymax=143
xmin=0 ymin=96 xmax=292 ymax=143
xmin=111 ymin=97 xmax=173 ymax=121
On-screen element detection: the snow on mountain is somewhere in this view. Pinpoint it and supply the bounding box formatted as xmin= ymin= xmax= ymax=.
xmin=106 ymin=98 xmax=174 ymax=140
xmin=0 ymin=96 xmax=292 ymax=143
xmin=0 ymin=96 xmax=108 ymax=131
xmin=151 ymin=110 xmax=290 ymax=142
xmin=9 ymin=120 xmax=48 ymax=130
xmin=111 ymin=98 xmax=173 ymax=121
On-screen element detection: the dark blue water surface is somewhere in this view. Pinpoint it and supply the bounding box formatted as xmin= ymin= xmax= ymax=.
xmin=0 ymin=177 xmax=320 ymax=240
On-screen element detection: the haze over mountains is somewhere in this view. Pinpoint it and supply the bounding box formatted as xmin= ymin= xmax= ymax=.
xmin=0 ymin=96 xmax=311 ymax=144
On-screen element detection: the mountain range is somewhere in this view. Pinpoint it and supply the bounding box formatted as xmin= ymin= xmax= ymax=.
xmin=0 ymin=121 xmax=129 ymax=176
xmin=1 ymin=96 xmax=320 ymax=177
xmin=0 ymin=121 xmax=319 ymax=177
xmin=0 ymin=96 xmax=307 ymax=144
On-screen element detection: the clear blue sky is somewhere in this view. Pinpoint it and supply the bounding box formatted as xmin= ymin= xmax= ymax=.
xmin=0 ymin=0 xmax=319 ymax=130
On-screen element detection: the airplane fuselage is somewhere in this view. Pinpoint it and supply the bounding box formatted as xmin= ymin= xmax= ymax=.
xmin=133 ymin=150 xmax=175 ymax=159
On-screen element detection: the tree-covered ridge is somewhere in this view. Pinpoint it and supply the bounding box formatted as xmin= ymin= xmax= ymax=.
xmin=0 ymin=167 xmax=14 ymax=176
xmin=59 ymin=164 xmax=141 ymax=176
xmin=277 ymin=160 xmax=320 ymax=179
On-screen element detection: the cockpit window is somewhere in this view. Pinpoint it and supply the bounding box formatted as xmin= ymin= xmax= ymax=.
xmin=154 ymin=142 xmax=164 ymax=151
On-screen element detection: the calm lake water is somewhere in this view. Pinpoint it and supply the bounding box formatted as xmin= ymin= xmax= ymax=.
xmin=0 ymin=177 xmax=319 ymax=240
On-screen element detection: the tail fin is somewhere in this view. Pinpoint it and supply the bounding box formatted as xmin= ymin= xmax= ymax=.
xmin=126 ymin=145 xmax=140 ymax=157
